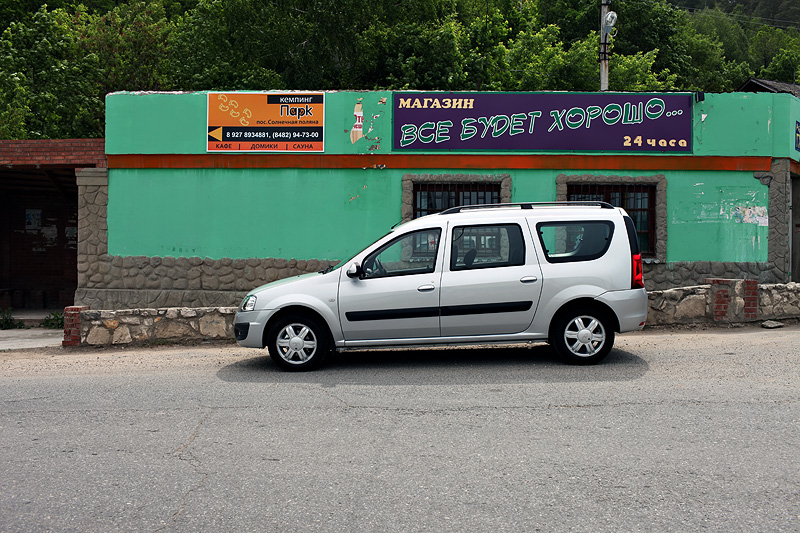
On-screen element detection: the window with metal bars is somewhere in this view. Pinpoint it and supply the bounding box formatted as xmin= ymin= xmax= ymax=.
xmin=413 ymin=183 xmax=501 ymax=218
xmin=567 ymin=184 xmax=656 ymax=256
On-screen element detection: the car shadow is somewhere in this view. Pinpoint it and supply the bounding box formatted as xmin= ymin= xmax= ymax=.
xmin=216 ymin=343 xmax=649 ymax=386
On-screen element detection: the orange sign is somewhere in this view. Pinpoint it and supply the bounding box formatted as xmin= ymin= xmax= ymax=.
xmin=207 ymin=92 xmax=324 ymax=152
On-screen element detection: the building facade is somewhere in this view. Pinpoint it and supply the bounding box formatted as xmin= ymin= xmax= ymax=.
xmin=72 ymin=90 xmax=800 ymax=310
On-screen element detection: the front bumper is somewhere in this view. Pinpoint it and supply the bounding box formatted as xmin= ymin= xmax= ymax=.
xmin=233 ymin=322 xmax=249 ymax=341
xmin=233 ymin=309 xmax=272 ymax=348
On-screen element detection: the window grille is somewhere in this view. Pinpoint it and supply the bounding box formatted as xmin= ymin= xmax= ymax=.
xmin=567 ymin=183 xmax=656 ymax=256
xmin=413 ymin=183 xmax=501 ymax=218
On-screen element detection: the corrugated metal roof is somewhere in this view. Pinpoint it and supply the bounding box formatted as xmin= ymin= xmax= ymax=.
xmin=738 ymin=77 xmax=800 ymax=97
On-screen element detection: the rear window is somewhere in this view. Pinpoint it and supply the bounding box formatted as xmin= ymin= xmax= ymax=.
xmin=536 ymin=221 xmax=614 ymax=263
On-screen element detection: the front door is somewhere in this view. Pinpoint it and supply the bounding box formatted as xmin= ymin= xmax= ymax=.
xmin=339 ymin=227 xmax=443 ymax=341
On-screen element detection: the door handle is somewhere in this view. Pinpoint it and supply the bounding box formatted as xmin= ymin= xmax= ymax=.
xmin=520 ymin=276 xmax=538 ymax=283
xmin=417 ymin=284 xmax=436 ymax=292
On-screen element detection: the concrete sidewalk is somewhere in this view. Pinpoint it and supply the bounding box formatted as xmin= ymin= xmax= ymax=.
xmin=0 ymin=328 xmax=63 ymax=350
xmin=1 ymin=309 xmax=64 ymax=350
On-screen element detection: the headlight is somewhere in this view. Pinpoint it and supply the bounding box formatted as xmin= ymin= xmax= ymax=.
xmin=241 ymin=295 xmax=257 ymax=311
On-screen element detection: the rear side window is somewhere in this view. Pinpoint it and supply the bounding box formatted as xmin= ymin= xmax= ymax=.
xmin=536 ymin=221 xmax=614 ymax=263
xmin=451 ymin=224 xmax=525 ymax=271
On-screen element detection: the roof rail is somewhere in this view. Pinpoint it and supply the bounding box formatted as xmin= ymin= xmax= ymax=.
xmin=438 ymin=201 xmax=615 ymax=215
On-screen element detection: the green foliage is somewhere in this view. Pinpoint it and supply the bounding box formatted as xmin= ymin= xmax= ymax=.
xmin=0 ymin=308 xmax=24 ymax=330
xmin=610 ymin=49 xmax=678 ymax=92
xmin=386 ymin=18 xmax=469 ymax=90
xmin=40 ymin=311 xmax=65 ymax=329
xmin=0 ymin=6 xmax=104 ymax=139
xmin=463 ymin=9 xmax=511 ymax=90
xmin=676 ymin=28 xmax=754 ymax=91
xmin=760 ymin=48 xmax=800 ymax=83
xmin=750 ymin=26 xmax=795 ymax=70
xmin=1 ymin=0 xmax=800 ymax=141
xmin=78 ymin=1 xmax=176 ymax=94
xmin=690 ymin=8 xmax=751 ymax=64
xmin=168 ymin=0 xmax=288 ymax=90
xmin=507 ymin=25 xmax=570 ymax=91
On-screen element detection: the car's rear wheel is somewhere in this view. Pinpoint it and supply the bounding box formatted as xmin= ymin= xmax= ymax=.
xmin=266 ymin=315 xmax=329 ymax=371
xmin=551 ymin=309 xmax=614 ymax=365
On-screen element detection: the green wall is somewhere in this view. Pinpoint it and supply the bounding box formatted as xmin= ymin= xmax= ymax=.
xmin=692 ymin=93 xmax=800 ymax=159
xmin=107 ymin=90 xmax=800 ymax=160
xmin=514 ymin=167 xmax=768 ymax=262
xmin=108 ymin=166 xmax=768 ymax=263
xmin=104 ymin=90 xmax=790 ymax=264
xmin=666 ymin=170 xmax=768 ymax=262
xmin=105 ymin=91 xmax=393 ymax=155
xmin=108 ymin=167 xmax=400 ymax=260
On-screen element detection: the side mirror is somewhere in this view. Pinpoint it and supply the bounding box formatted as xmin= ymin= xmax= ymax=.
xmin=346 ymin=262 xmax=363 ymax=279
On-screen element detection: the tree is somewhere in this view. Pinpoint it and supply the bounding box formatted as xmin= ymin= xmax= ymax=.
xmin=760 ymin=47 xmax=800 ymax=82
xmin=610 ymin=49 xmax=678 ymax=91
xmin=689 ymin=7 xmax=751 ymax=65
xmin=507 ymin=24 xmax=571 ymax=91
xmin=168 ymin=0 xmax=287 ymax=90
xmin=0 ymin=6 xmax=103 ymax=139
xmin=78 ymin=1 xmax=175 ymax=94
xmin=750 ymin=26 xmax=793 ymax=70
xmin=385 ymin=17 xmax=469 ymax=90
xmin=463 ymin=8 xmax=511 ymax=90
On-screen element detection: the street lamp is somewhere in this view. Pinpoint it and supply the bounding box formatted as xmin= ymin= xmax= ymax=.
xmin=600 ymin=0 xmax=617 ymax=91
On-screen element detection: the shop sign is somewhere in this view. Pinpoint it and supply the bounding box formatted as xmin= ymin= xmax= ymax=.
xmin=207 ymin=92 xmax=324 ymax=152
xmin=393 ymin=92 xmax=692 ymax=152
xmin=795 ymin=121 xmax=800 ymax=152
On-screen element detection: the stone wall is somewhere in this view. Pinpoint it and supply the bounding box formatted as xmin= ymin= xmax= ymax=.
xmin=77 ymin=307 xmax=237 ymax=346
xmin=647 ymin=281 xmax=800 ymax=326
xmin=71 ymin=281 xmax=800 ymax=346
xmin=643 ymin=261 xmax=781 ymax=290
xmin=77 ymin=256 xmax=338 ymax=310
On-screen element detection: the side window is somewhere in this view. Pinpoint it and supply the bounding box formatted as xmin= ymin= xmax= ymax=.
xmin=362 ymin=229 xmax=441 ymax=279
xmin=536 ymin=221 xmax=613 ymax=263
xmin=450 ymin=224 xmax=525 ymax=271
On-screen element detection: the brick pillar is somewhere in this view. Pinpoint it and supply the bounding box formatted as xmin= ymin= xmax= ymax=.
xmin=704 ymin=279 xmax=759 ymax=323
xmin=63 ymin=305 xmax=89 ymax=346
xmin=708 ymin=279 xmax=730 ymax=321
xmin=743 ymin=279 xmax=759 ymax=321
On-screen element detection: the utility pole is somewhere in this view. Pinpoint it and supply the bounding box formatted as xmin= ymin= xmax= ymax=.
xmin=599 ymin=0 xmax=617 ymax=91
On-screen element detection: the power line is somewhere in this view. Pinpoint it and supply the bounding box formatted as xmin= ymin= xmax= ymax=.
xmin=620 ymin=0 xmax=800 ymax=30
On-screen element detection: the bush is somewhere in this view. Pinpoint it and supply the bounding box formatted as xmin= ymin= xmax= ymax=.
xmin=0 ymin=308 xmax=24 ymax=330
xmin=41 ymin=311 xmax=64 ymax=329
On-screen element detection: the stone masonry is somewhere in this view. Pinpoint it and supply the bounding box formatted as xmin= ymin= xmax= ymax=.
xmin=77 ymin=307 xmax=237 ymax=346
xmin=72 ymin=281 xmax=800 ymax=346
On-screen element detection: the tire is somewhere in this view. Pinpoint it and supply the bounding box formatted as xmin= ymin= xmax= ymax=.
xmin=266 ymin=314 xmax=330 ymax=371
xmin=550 ymin=309 xmax=615 ymax=365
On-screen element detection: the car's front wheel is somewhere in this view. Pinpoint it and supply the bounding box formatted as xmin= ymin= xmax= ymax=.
xmin=266 ymin=315 xmax=330 ymax=371
xmin=551 ymin=309 xmax=615 ymax=365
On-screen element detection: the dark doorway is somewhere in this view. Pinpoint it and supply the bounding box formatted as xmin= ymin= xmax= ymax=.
xmin=0 ymin=167 xmax=78 ymax=309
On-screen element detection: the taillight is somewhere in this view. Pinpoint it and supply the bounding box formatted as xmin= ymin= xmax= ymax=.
xmin=631 ymin=253 xmax=644 ymax=289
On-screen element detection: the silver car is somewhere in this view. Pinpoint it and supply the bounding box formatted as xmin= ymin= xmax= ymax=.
xmin=234 ymin=202 xmax=647 ymax=370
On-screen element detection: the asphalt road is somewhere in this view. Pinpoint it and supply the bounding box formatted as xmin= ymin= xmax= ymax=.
xmin=1 ymin=325 xmax=799 ymax=532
